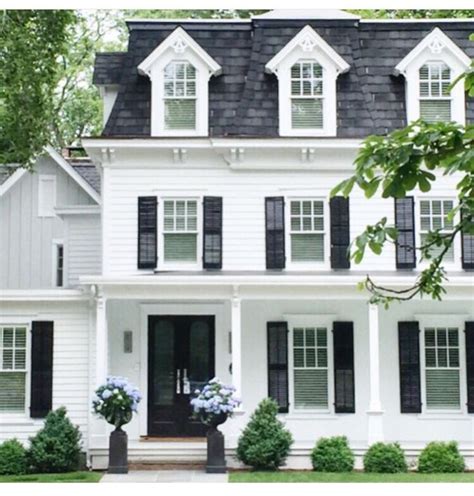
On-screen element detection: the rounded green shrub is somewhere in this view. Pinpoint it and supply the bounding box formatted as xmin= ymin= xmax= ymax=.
xmin=236 ymin=398 xmax=293 ymax=470
xmin=363 ymin=442 xmax=408 ymax=473
xmin=417 ymin=441 xmax=465 ymax=473
xmin=28 ymin=407 xmax=82 ymax=473
xmin=0 ymin=439 xmax=27 ymax=475
xmin=311 ymin=436 xmax=354 ymax=472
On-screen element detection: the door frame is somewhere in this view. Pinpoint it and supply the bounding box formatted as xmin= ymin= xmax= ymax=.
xmin=138 ymin=302 xmax=226 ymax=437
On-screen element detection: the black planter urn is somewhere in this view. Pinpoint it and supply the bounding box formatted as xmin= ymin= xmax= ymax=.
xmin=108 ymin=428 xmax=128 ymax=474
xmin=206 ymin=413 xmax=227 ymax=474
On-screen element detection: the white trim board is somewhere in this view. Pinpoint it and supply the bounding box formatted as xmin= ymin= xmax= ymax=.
xmin=0 ymin=168 xmax=27 ymax=197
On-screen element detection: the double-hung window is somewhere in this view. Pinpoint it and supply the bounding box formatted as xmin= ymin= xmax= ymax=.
xmin=163 ymin=61 xmax=197 ymax=131
xmin=290 ymin=199 xmax=325 ymax=263
xmin=424 ymin=327 xmax=461 ymax=410
xmin=163 ymin=199 xmax=198 ymax=263
xmin=290 ymin=61 xmax=324 ymax=130
xmin=419 ymin=199 xmax=455 ymax=262
xmin=292 ymin=326 xmax=329 ymax=410
xmin=419 ymin=62 xmax=452 ymax=123
xmin=0 ymin=326 xmax=27 ymax=413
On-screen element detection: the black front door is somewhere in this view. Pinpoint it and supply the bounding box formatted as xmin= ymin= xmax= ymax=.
xmin=148 ymin=315 xmax=215 ymax=437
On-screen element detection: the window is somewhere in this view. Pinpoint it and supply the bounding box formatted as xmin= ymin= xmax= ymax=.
xmin=420 ymin=199 xmax=455 ymax=262
xmin=163 ymin=61 xmax=196 ymax=131
xmin=55 ymin=243 xmax=64 ymax=287
xmin=290 ymin=61 xmax=323 ymax=130
xmin=424 ymin=327 xmax=460 ymax=410
xmin=419 ymin=62 xmax=452 ymax=123
xmin=0 ymin=326 xmax=27 ymax=413
xmin=38 ymin=175 xmax=56 ymax=217
xmin=289 ymin=199 xmax=325 ymax=263
xmin=292 ymin=327 xmax=328 ymax=410
xmin=163 ymin=199 xmax=198 ymax=263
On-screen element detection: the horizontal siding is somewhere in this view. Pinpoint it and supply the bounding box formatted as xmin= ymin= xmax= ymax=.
xmin=103 ymin=164 xmax=462 ymax=275
xmin=0 ymin=301 xmax=92 ymax=449
xmin=67 ymin=216 xmax=102 ymax=287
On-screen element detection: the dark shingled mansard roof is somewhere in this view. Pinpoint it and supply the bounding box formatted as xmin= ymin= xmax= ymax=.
xmin=94 ymin=16 xmax=474 ymax=138
xmin=67 ymin=159 xmax=101 ymax=193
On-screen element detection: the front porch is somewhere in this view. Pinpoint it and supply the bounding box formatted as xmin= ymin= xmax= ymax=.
xmin=83 ymin=274 xmax=474 ymax=469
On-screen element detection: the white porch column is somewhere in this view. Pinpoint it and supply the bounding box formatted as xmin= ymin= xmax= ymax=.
xmin=231 ymin=287 xmax=242 ymax=404
xmin=95 ymin=291 xmax=108 ymax=386
xmin=367 ymin=303 xmax=384 ymax=444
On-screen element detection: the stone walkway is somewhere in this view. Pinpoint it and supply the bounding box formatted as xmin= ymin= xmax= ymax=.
xmin=100 ymin=470 xmax=228 ymax=483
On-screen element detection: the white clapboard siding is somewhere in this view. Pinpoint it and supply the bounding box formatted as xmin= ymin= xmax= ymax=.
xmin=0 ymin=301 xmax=92 ymax=449
xmin=102 ymin=162 xmax=462 ymax=275
xmin=66 ymin=215 xmax=102 ymax=286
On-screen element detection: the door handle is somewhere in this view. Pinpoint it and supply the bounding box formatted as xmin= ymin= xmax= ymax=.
xmin=176 ymin=369 xmax=181 ymax=394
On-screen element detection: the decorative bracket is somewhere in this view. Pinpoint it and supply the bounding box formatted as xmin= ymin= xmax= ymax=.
xmin=230 ymin=148 xmax=245 ymax=163
xmin=172 ymin=37 xmax=188 ymax=54
xmin=428 ymin=36 xmax=445 ymax=54
xmin=300 ymin=148 xmax=315 ymax=163
xmin=173 ymin=148 xmax=187 ymax=163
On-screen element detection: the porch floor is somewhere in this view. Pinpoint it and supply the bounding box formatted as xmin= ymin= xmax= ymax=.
xmin=100 ymin=470 xmax=228 ymax=483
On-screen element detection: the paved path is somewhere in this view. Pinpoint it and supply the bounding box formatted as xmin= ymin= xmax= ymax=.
xmin=100 ymin=470 xmax=228 ymax=483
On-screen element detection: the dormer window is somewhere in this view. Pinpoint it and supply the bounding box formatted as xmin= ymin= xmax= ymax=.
xmin=291 ymin=61 xmax=324 ymax=130
xmin=265 ymin=25 xmax=350 ymax=137
xmin=419 ymin=62 xmax=452 ymax=123
xmin=395 ymin=28 xmax=470 ymax=126
xmin=137 ymin=27 xmax=222 ymax=137
xmin=164 ymin=61 xmax=197 ymax=130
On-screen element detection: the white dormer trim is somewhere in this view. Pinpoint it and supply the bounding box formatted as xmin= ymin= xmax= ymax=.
xmin=138 ymin=27 xmax=222 ymax=137
xmin=265 ymin=25 xmax=350 ymax=137
xmin=394 ymin=28 xmax=470 ymax=125
xmin=138 ymin=27 xmax=222 ymax=78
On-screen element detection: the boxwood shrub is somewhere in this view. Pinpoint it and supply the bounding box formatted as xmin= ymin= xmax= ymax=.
xmin=311 ymin=436 xmax=354 ymax=472
xmin=364 ymin=442 xmax=408 ymax=473
xmin=0 ymin=439 xmax=27 ymax=475
xmin=417 ymin=441 xmax=465 ymax=473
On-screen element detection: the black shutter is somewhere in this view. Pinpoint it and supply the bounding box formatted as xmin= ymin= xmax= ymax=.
xmin=330 ymin=197 xmax=350 ymax=269
xmin=30 ymin=321 xmax=54 ymax=418
xmin=333 ymin=321 xmax=355 ymax=413
xmin=398 ymin=321 xmax=421 ymax=413
xmin=203 ymin=196 xmax=223 ymax=269
xmin=267 ymin=321 xmax=289 ymax=413
xmin=138 ymin=196 xmax=157 ymax=269
xmin=466 ymin=322 xmax=474 ymax=413
xmin=265 ymin=197 xmax=285 ymax=269
xmin=394 ymin=197 xmax=416 ymax=269
xmin=461 ymin=210 xmax=474 ymax=270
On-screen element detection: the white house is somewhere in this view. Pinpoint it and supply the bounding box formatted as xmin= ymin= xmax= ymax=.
xmin=1 ymin=10 xmax=473 ymax=470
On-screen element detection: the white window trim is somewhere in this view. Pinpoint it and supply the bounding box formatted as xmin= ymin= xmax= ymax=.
xmin=285 ymin=197 xmax=330 ymax=270
xmin=51 ymin=239 xmax=65 ymax=288
xmin=415 ymin=196 xmax=461 ymax=270
xmin=265 ymin=25 xmax=350 ymax=138
xmin=416 ymin=314 xmax=468 ymax=415
xmin=158 ymin=196 xmax=202 ymax=271
xmin=0 ymin=323 xmax=31 ymax=418
xmin=138 ymin=27 xmax=221 ymax=138
xmin=285 ymin=314 xmax=335 ymax=415
xmin=37 ymin=175 xmax=56 ymax=218
xmin=394 ymin=28 xmax=470 ymax=126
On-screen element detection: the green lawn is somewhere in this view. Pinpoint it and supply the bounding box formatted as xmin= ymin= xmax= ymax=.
xmin=0 ymin=471 xmax=102 ymax=483
xmin=230 ymin=471 xmax=474 ymax=483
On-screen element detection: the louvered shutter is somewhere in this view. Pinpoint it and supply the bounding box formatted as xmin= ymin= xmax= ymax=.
xmin=138 ymin=196 xmax=157 ymax=269
xmin=203 ymin=197 xmax=222 ymax=269
xmin=461 ymin=210 xmax=474 ymax=270
xmin=466 ymin=322 xmax=474 ymax=413
xmin=267 ymin=321 xmax=289 ymax=413
xmin=333 ymin=322 xmax=355 ymax=413
xmin=398 ymin=321 xmax=421 ymax=413
xmin=330 ymin=197 xmax=350 ymax=269
xmin=30 ymin=321 xmax=53 ymax=418
xmin=419 ymin=100 xmax=451 ymax=123
xmin=265 ymin=197 xmax=285 ymax=269
xmin=394 ymin=198 xmax=416 ymax=269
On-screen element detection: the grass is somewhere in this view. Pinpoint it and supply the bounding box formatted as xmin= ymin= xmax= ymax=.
xmin=229 ymin=471 xmax=474 ymax=483
xmin=0 ymin=471 xmax=102 ymax=483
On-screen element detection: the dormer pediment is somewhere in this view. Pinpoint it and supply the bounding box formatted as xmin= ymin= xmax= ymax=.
xmin=137 ymin=26 xmax=222 ymax=78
